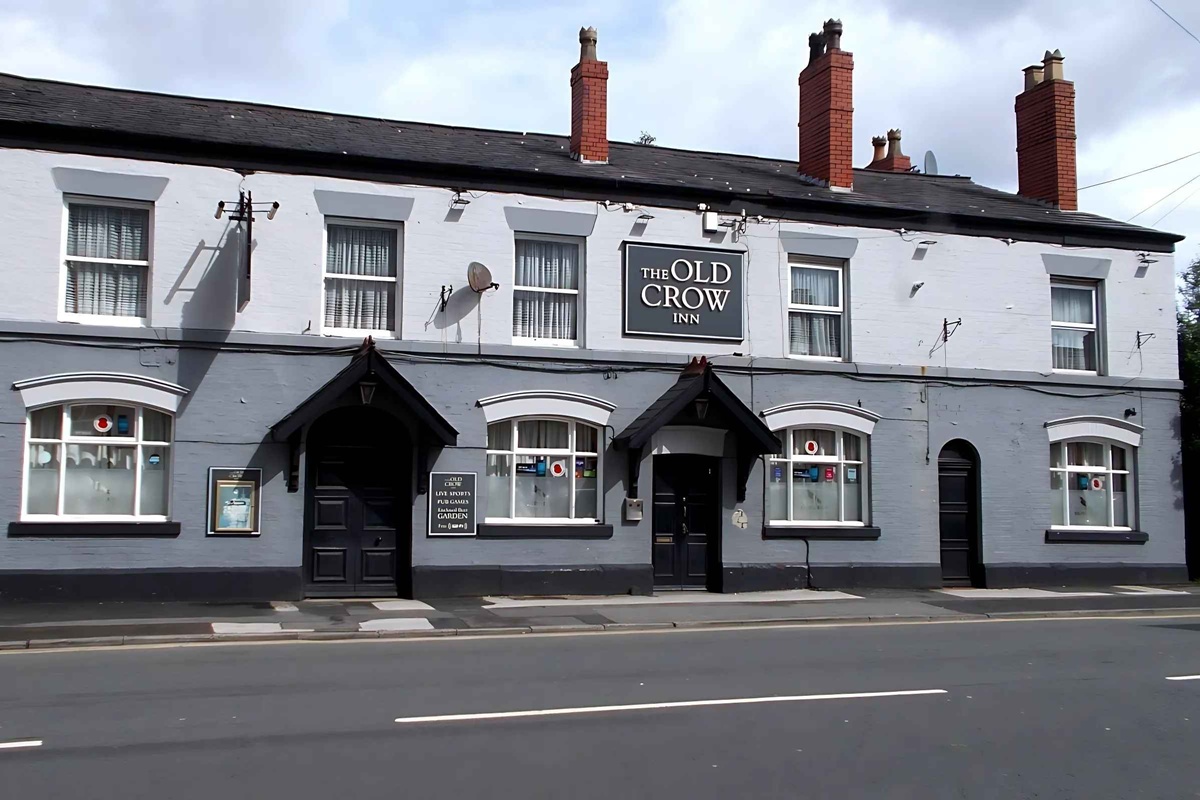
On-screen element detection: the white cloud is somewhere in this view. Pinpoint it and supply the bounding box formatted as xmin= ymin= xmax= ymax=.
xmin=0 ymin=14 xmax=116 ymax=84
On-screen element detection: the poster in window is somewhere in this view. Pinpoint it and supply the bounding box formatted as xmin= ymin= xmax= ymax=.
xmin=207 ymin=468 xmax=263 ymax=535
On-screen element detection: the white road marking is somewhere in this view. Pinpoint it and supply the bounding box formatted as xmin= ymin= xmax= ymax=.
xmin=483 ymin=589 xmax=861 ymax=608
xmin=371 ymin=599 xmax=436 ymax=612
xmin=211 ymin=622 xmax=283 ymax=634
xmin=0 ymin=740 xmax=43 ymax=750
xmin=394 ymin=688 xmax=946 ymax=724
xmin=1115 ymin=586 xmax=1189 ymax=596
xmin=359 ymin=618 xmax=435 ymax=632
xmin=936 ymin=588 xmax=1110 ymax=599
xmin=270 ymin=602 xmax=299 ymax=612
xmin=1166 ymin=675 xmax=1200 ymax=681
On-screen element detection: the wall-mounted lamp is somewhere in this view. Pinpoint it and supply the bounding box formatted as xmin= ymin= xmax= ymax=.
xmin=359 ymin=379 xmax=378 ymax=406
xmin=267 ymin=201 xmax=280 ymax=221
xmin=214 ymin=201 xmax=226 ymax=220
xmin=636 ymin=212 xmax=654 ymax=223
xmin=450 ymin=191 xmax=471 ymax=208
xmin=1138 ymin=252 xmax=1159 ymax=266
xmin=1124 ymin=408 xmax=1138 ymax=419
xmin=918 ymin=240 xmax=937 ymax=247
xmin=694 ymin=397 xmax=710 ymax=420
xmin=910 ymin=281 xmax=925 ymax=297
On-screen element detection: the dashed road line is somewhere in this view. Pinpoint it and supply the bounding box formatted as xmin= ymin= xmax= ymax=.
xmin=0 ymin=740 xmax=43 ymax=750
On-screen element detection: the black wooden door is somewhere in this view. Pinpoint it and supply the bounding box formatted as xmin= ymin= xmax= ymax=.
xmin=653 ymin=455 xmax=719 ymax=590
xmin=938 ymin=442 xmax=982 ymax=587
xmin=305 ymin=408 xmax=408 ymax=597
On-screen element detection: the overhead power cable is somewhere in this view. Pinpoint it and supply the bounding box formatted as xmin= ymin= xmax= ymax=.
xmin=1148 ymin=0 xmax=1200 ymax=47
xmin=1079 ymin=148 xmax=1200 ymax=191
xmin=1127 ymin=171 xmax=1200 ymax=222
xmin=1151 ymin=182 xmax=1200 ymax=226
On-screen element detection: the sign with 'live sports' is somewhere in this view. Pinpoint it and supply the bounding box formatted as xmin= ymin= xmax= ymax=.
xmin=624 ymin=243 xmax=745 ymax=341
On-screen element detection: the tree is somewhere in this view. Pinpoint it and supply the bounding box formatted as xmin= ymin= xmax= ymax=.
xmin=1179 ymin=256 xmax=1200 ymax=576
xmin=635 ymin=131 xmax=657 ymax=146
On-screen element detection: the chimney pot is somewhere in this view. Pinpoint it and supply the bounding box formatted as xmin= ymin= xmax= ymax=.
xmin=822 ymin=19 xmax=843 ymax=51
xmin=1023 ymin=65 xmax=1045 ymax=91
xmin=579 ymin=26 xmax=598 ymax=62
xmin=871 ymin=135 xmax=887 ymax=162
xmin=886 ymin=129 xmax=904 ymax=157
xmin=808 ymin=32 xmax=824 ymax=65
xmin=1042 ymin=48 xmax=1065 ymax=81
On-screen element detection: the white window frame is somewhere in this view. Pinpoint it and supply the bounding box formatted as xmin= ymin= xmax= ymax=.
xmin=1049 ymin=438 xmax=1135 ymax=531
xmin=512 ymin=233 xmax=584 ymax=348
xmin=766 ymin=427 xmax=869 ymax=526
xmin=320 ymin=217 xmax=402 ymax=338
xmin=21 ymin=402 xmax=173 ymax=522
xmin=787 ymin=259 xmax=845 ymax=362
xmin=1050 ymin=279 xmax=1100 ymax=375
xmin=59 ymin=196 xmax=153 ymax=327
xmin=484 ymin=416 xmax=602 ymax=524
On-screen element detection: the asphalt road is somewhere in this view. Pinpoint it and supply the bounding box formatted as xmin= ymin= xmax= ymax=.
xmin=1 ymin=617 xmax=1199 ymax=799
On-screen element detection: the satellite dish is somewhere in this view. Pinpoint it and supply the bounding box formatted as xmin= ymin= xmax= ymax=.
xmin=467 ymin=261 xmax=498 ymax=293
xmin=923 ymin=150 xmax=939 ymax=176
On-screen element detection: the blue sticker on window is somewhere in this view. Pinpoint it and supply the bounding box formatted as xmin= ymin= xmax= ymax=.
xmin=536 ymin=459 xmax=547 ymax=477
xmin=116 ymin=415 xmax=130 ymax=435
xmin=809 ymin=466 xmax=820 ymax=482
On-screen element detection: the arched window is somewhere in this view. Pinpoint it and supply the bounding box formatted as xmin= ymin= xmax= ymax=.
xmin=761 ymin=402 xmax=879 ymax=526
xmin=15 ymin=372 xmax=186 ymax=521
xmin=485 ymin=418 xmax=602 ymax=522
xmin=1046 ymin=416 xmax=1142 ymax=530
xmin=24 ymin=403 xmax=174 ymax=519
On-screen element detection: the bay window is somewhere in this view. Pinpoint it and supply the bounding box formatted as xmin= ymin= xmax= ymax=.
xmin=485 ymin=418 xmax=600 ymax=522
xmin=767 ymin=427 xmax=867 ymax=524
xmin=24 ymin=403 xmax=173 ymax=519
xmin=1049 ymin=439 xmax=1134 ymax=529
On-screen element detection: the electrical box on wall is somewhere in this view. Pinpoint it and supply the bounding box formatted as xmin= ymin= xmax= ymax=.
xmin=701 ymin=211 xmax=720 ymax=233
xmin=624 ymin=497 xmax=644 ymax=522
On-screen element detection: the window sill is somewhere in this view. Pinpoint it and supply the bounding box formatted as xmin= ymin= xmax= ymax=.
xmin=762 ymin=525 xmax=880 ymax=540
xmin=476 ymin=523 xmax=613 ymax=540
xmin=59 ymin=314 xmax=148 ymax=328
xmin=1044 ymin=529 xmax=1148 ymax=544
xmin=512 ymin=338 xmax=581 ymax=349
xmin=786 ymin=354 xmax=845 ymax=363
xmin=321 ymin=328 xmax=397 ymax=339
xmin=8 ymin=521 xmax=181 ymax=537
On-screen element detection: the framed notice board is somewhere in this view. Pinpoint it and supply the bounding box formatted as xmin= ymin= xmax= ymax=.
xmin=428 ymin=472 xmax=477 ymax=536
xmin=207 ymin=467 xmax=262 ymax=536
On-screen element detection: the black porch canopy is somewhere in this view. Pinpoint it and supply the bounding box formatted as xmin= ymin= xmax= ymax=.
xmin=613 ymin=357 xmax=781 ymax=501
xmin=270 ymin=338 xmax=457 ymax=493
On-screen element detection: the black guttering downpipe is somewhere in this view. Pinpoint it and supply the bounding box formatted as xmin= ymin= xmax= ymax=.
xmin=1 ymin=120 xmax=1182 ymax=253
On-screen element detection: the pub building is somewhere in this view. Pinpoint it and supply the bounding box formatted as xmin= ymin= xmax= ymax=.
xmin=0 ymin=22 xmax=1185 ymax=601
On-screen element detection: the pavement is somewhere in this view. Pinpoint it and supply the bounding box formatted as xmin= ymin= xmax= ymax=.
xmin=2 ymin=615 xmax=1199 ymax=798
xmin=1 ymin=583 xmax=1199 ymax=650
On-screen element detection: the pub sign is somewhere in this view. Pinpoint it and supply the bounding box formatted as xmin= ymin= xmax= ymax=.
xmin=624 ymin=243 xmax=745 ymax=341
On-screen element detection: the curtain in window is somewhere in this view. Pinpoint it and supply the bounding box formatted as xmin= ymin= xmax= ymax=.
xmin=790 ymin=267 xmax=838 ymax=307
xmin=1052 ymin=329 xmax=1095 ymax=370
xmin=68 ymin=205 xmax=147 ymax=261
xmin=514 ymin=240 xmax=579 ymax=341
xmin=324 ymin=226 xmax=396 ymax=330
xmin=789 ymin=313 xmax=841 ymax=357
xmin=65 ymin=205 xmax=149 ymax=317
xmin=1051 ymin=286 xmax=1093 ymax=324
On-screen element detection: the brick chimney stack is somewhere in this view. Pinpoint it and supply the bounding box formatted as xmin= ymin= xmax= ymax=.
xmin=570 ymin=26 xmax=609 ymax=164
xmin=798 ymin=19 xmax=854 ymax=189
xmin=1015 ymin=49 xmax=1076 ymax=210
xmin=866 ymin=129 xmax=912 ymax=172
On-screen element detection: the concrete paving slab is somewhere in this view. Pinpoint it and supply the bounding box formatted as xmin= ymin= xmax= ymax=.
xmin=358 ymin=618 xmax=435 ymax=632
xmin=211 ymin=622 xmax=284 ymax=634
xmin=482 ymin=589 xmax=860 ymax=608
xmin=599 ymin=599 xmax=964 ymax=624
xmin=936 ymin=588 xmax=1110 ymax=598
xmin=371 ymin=600 xmax=437 ymax=612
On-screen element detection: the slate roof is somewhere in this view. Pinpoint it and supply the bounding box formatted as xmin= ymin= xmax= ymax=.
xmin=0 ymin=73 xmax=1181 ymax=250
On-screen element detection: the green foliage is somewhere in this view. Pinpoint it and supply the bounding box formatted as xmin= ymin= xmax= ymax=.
xmin=1180 ymin=257 xmax=1200 ymax=456
xmin=635 ymin=131 xmax=657 ymax=147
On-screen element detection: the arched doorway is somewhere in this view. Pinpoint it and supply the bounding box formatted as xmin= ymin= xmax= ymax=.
xmin=303 ymin=406 xmax=413 ymax=597
xmin=938 ymin=440 xmax=983 ymax=587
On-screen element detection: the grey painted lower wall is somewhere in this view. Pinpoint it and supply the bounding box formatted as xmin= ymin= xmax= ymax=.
xmin=0 ymin=338 xmax=1184 ymax=600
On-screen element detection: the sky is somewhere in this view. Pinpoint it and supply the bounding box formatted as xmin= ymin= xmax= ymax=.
xmin=1 ymin=0 xmax=1198 ymax=266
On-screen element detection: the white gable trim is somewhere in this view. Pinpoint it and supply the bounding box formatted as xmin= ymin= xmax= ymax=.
xmin=760 ymin=401 xmax=881 ymax=435
xmin=1045 ymin=415 xmax=1143 ymax=447
xmin=13 ymin=372 xmax=189 ymax=413
xmin=476 ymin=390 xmax=616 ymax=426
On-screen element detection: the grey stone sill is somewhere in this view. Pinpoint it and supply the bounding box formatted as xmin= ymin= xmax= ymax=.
xmin=1044 ymin=529 xmax=1148 ymax=544
xmin=8 ymin=521 xmax=182 ymax=537
xmin=476 ymin=523 xmax=614 ymax=540
xmin=762 ymin=525 xmax=881 ymax=540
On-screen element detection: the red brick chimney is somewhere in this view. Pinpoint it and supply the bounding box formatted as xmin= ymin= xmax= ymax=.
xmin=866 ymin=129 xmax=912 ymax=172
xmin=798 ymin=19 xmax=854 ymax=189
xmin=570 ymin=26 xmax=608 ymax=164
xmin=1015 ymin=49 xmax=1077 ymax=210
